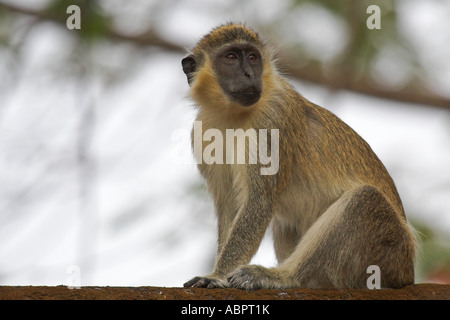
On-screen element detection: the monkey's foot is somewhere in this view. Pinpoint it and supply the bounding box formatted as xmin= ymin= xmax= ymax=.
xmin=183 ymin=276 xmax=228 ymax=289
xmin=227 ymin=265 xmax=286 ymax=290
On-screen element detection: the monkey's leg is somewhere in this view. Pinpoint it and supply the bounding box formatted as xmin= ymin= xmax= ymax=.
xmin=228 ymin=186 xmax=415 ymax=289
xmin=272 ymin=223 xmax=300 ymax=264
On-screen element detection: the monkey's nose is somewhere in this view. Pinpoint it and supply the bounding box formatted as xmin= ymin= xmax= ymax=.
xmin=242 ymin=65 xmax=254 ymax=78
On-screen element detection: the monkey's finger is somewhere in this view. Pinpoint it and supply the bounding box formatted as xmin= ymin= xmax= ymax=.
xmin=183 ymin=276 xmax=203 ymax=287
xmin=184 ymin=276 xmax=213 ymax=288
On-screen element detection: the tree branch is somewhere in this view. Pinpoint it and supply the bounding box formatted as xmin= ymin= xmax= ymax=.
xmin=286 ymin=64 xmax=450 ymax=109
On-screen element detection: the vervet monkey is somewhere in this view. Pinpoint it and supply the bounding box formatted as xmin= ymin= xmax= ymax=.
xmin=181 ymin=23 xmax=415 ymax=289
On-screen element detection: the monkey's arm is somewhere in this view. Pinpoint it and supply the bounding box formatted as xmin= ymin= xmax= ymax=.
xmin=184 ymin=193 xmax=273 ymax=288
xmin=216 ymin=196 xmax=273 ymax=275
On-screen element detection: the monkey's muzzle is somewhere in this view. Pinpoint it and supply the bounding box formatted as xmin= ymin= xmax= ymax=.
xmin=231 ymin=88 xmax=261 ymax=106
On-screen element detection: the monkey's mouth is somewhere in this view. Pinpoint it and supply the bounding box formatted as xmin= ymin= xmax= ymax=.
xmin=231 ymin=89 xmax=261 ymax=107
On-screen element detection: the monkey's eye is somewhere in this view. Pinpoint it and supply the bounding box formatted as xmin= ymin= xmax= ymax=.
xmin=248 ymin=54 xmax=257 ymax=62
xmin=226 ymin=53 xmax=238 ymax=61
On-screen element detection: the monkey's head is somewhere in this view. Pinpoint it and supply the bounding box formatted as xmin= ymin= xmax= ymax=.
xmin=182 ymin=23 xmax=276 ymax=109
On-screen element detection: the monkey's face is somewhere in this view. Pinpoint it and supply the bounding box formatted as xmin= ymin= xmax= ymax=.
xmin=211 ymin=44 xmax=263 ymax=107
xmin=182 ymin=43 xmax=263 ymax=107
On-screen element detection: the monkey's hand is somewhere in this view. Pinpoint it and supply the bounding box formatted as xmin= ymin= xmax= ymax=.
xmin=227 ymin=265 xmax=286 ymax=290
xmin=183 ymin=275 xmax=229 ymax=289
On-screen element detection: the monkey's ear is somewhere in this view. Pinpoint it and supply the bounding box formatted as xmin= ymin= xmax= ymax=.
xmin=182 ymin=55 xmax=197 ymax=85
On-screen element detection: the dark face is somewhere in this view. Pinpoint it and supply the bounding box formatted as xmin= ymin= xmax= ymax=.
xmin=212 ymin=44 xmax=263 ymax=106
xmin=181 ymin=43 xmax=263 ymax=107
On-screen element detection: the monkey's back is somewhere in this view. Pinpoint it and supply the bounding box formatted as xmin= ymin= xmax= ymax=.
xmin=268 ymin=81 xmax=405 ymax=225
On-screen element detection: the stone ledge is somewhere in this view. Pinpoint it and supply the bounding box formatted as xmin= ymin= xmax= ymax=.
xmin=0 ymin=283 xmax=449 ymax=300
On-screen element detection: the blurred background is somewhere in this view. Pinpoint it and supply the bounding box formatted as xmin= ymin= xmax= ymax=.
xmin=0 ymin=0 xmax=449 ymax=287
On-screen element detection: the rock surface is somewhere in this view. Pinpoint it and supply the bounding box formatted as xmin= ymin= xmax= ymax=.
xmin=1 ymin=283 xmax=449 ymax=300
